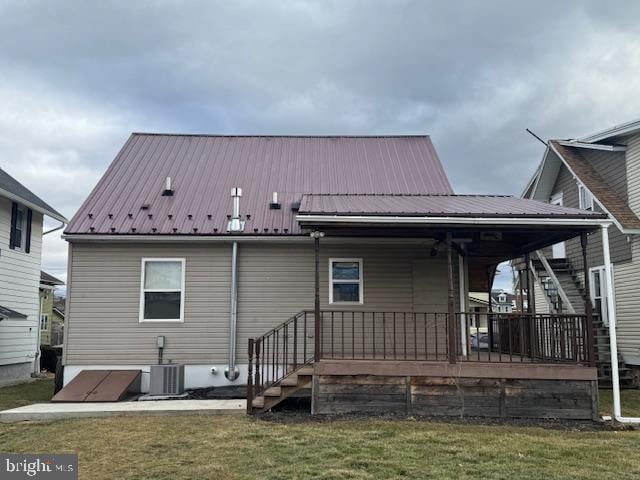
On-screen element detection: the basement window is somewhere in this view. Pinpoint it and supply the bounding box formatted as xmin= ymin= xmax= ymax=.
xmin=140 ymin=258 xmax=185 ymax=322
xmin=329 ymin=258 xmax=363 ymax=304
xmin=578 ymin=184 xmax=594 ymax=211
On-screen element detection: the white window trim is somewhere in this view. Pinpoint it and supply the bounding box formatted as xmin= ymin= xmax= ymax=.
xmin=329 ymin=258 xmax=364 ymax=305
xmin=139 ymin=257 xmax=186 ymax=323
xmin=578 ymin=183 xmax=594 ymax=211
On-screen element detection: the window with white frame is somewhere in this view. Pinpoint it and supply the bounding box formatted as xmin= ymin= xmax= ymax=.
xmin=590 ymin=265 xmax=613 ymax=326
xmin=578 ymin=184 xmax=594 ymax=211
xmin=329 ymin=258 xmax=363 ymax=304
xmin=40 ymin=314 xmax=48 ymax=330
xmin=140 ymin=258 xmax=185 ymax=322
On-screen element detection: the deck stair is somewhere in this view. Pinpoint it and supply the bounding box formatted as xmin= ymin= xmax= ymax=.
xmin=250 ymin=365 xmax=313 ymax=412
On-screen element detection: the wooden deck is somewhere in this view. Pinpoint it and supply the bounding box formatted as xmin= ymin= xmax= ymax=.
xmin=247 ymin=310 xmax=598 ymax=419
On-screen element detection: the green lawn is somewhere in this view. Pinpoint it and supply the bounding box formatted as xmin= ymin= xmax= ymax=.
xmin=0 ymin=377 xmax=54 ymax=410
xmin=599 ymin=389 xmax=640 ymax=418
xmin=0 ymin=380 xmax=639 ymax=479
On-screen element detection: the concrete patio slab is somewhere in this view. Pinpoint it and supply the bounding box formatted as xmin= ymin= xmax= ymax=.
xmin=0 ymin=399 xmax=246 ymax=423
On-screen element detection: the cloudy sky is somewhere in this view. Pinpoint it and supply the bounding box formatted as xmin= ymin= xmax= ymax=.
xmin=2 ymin=0 xmax=640 ymax=291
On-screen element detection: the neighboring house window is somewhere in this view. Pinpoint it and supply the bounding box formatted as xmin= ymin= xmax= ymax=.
xmin=578 ymin=184 xmax=594 ymax=211
xmin=590 ymin=266 xmax=613 ymax=326
xmin=140 ymin=258 xmax=185 ymax=322
xmin=9 ymin=202 xmax=32 ymax=252
xmin=40 ymin=314 xmax=48 ymax=330
xmin=329 ymin=258 xmax=363 ymax=304
xmin=498 ymin=294 xmax=506 ymax=303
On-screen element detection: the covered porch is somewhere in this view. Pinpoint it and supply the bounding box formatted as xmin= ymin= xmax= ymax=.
xmin=247 ymin=194 xmax=611 ymax=419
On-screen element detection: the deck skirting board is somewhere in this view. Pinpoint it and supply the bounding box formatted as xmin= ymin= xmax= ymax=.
xmin=313 ymin=365 xmax=599 ymax=420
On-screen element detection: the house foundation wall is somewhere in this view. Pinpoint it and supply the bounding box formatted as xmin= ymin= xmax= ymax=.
xmin=0 ymin=361 xmax=33 ymax=386
xmin=63 ymin=364 xmax=250 ymax=392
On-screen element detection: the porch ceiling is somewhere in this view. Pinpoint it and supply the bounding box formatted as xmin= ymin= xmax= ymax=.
xmin=297 ymin=193 xmax=608 ymax=263
xmin=299 ymin=224 xmax=601 ymax=263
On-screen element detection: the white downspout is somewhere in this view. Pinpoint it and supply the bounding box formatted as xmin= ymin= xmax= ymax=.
xmin=34 ymin=219 xmax=66 ymax=374
xmin=33 ymin=291 xmax=44 ymax=375
xmin=601 ymin=223 xmax=640 ymax=423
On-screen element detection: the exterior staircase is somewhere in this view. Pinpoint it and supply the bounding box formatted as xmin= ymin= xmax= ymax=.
xmin=592 ymin=317 xmax=635 ymax=388
xmin=518 ymin=254 xmax=634 ymax=388
xmin=532 ymin=258 xmax=586 ymax=314
xmin=250 ymin=365 xmax=314 ymax=413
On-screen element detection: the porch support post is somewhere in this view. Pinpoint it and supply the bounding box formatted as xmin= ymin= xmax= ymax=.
xmin=517 ymin=269 xmax=524 ymax=313
xmin=487 ymin=266 xmax=494 ymax=350
xmin=458 ymin=248 xmax=467 ymax=356
xmin=524 ymin=253 xmax=533 ymax=314
xmin=581 ymin=232 xmax=595 ymax=367
xmin=312 ymin=231 xmax=324 ymax=362
xmin=601 ymin=224 xmax=621 ymax=418
xmin=528 ymin=258 xmax=536 ymax=314
xmin=446 ymin=232 xmax=457 ymax=364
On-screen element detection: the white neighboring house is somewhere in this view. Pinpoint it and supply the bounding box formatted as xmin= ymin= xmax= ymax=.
xmin=0 ymin=168 xmax=66 ymax=384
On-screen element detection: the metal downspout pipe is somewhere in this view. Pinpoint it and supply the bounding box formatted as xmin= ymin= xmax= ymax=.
xmin=225 ymin=187 xmax=243 ymax=381
xmin=225 ymin=241 xmax=239 ymax=381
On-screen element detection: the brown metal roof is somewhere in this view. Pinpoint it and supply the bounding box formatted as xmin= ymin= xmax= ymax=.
xmin=549 ymin=141 xmax=640 ymax=230
xmin=298 ymin=194 xmax=607 ymax=219
xmin=66 ymin=134 xmax=453 ymax=236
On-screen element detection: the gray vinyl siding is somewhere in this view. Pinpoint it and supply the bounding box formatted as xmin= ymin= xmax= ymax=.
xmin=548 ymin=163 xmax=631 ymax=268
xmin=625 ymin=133 xmax=640 ymax=217
xmin=0 ymin=196 xmax=43 ymax=367
xmin=613 ymin=238 xmax=640 ymax=364
xmin=612 ymin=132 xmax=640 ymax=365
xmin=533 ymin=281 xmax=550 ymax=314
xmin=65 ymin=241 xmax=457 ymax=366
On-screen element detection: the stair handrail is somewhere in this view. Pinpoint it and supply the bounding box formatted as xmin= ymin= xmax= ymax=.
xmin=247 ymin=310 xmax=315 ymax=413
xmin=535 ymin=251 xmax=576 ymax=314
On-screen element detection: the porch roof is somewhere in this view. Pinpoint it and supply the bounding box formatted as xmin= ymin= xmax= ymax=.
xmin=297 ymin=194 xmax=609 ymax=271
xmin=297 ymin=193 xmax=606 ymax=220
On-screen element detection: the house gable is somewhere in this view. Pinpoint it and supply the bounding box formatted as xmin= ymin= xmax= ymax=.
xmin=529 ymin=141 xmax=640 ymax=233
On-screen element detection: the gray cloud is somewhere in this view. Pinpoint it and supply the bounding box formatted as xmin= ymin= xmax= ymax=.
xmin=1 ymin=0 xmax=640 ymax=289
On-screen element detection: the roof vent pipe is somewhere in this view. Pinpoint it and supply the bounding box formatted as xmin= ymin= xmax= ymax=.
xmin=269 ymin=191 xmax=281 ymax=210
xmin=227 ymin=187 xmax=245 ymax=232
xmin=162 ymin=177 xmax=174 ymax=196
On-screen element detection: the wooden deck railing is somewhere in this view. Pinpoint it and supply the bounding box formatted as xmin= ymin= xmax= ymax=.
xmin=460 ymin=312 xmax=593 ymax=365
xmin=247 ymin=310 xmax=594 ymax=412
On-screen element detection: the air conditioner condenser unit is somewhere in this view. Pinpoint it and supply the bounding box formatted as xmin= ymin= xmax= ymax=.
xmin=149 ymin=364 xmax=185 ymax=396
